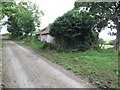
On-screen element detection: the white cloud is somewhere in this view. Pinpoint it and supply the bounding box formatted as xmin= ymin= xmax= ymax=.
xmin=28 ymin=0 xmax=76 ymax=29
xmin=1 ymin=0 xmax=76 ymax=34
xmin=99 ymin=27 xmax=116 ymax=40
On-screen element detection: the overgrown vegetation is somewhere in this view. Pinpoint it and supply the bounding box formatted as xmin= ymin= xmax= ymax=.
xmin=16 ymin=36 xmax=118 ymax=89
xmin=1 ymin=1 xmax=118 ymax=89
xmin=74 ymin=1 xmax=120 ymax=52
xmin=1 ymin=2 xmax=43 ymax=39
xmin=17 ymin=36 xmax=57 ymax=50
xmin=50 ymin=10 xmax=98 ymax=51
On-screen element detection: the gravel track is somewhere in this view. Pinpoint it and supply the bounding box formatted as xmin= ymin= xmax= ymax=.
xmin=2 ymin=40 xmax=95 ymax=88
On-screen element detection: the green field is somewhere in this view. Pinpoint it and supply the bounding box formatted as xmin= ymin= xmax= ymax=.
xmin=17 ymin=37 xmax=118 ymax=88
xmin=100 ymin=44 xmax=114 ymax=49
xmin=39 ymin=49 xmax=118 ymax=88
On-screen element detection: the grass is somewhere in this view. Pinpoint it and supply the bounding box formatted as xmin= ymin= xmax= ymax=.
xmin=100 ymin=45 xmax=114 ymax=49
xmin=16 ymin=37 xmax=118 ymax=89
xmin=39 ymin=49 xmax=118 ymax=88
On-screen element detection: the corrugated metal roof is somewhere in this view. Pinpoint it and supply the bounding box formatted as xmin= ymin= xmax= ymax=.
xmin=40 ymin=27 xmax=50 ymax=35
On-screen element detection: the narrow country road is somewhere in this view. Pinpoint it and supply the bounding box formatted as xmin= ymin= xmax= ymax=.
xmin=2 ymin=40 xmax=95 ymax=88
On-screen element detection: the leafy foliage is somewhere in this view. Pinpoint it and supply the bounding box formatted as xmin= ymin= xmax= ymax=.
xmin=0 ymin=3 xmax=2 ymax=30
xmin=1 ymin=2 xmax=43 ymax=38
xmin=74 ymin=2 xmax=120 ymax=31
xmin=50 ymin=10 xmax=98 ymax=51
xmin=74 ymin=1 xmax=120 ymax=51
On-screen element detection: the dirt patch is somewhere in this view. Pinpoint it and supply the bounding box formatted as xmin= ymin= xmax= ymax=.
xmin=69 ymin=61 xmax=80 ymax=65
xmin=70 ymin=57 xmax=79 ymax=60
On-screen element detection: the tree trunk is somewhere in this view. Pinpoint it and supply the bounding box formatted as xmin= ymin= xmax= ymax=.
xmin=113 ymin=18 xmax=120 ymax=53
xmin=117 ymin=26 xmax=120 ymax=89
xmin=114 ymin=27 xmax=120 ymax=52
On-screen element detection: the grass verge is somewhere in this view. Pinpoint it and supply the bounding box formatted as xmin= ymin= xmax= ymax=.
xmin=16 ymin=36 xmax=118 ymax=89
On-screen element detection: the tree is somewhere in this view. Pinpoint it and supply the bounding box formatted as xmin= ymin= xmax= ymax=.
xmin=50 ymin=10 xmax=98 ymax=51
xmin=74 ymin=1 xmax=120 ymax=51
xmin=1 ymin=2 xmax=43 ymax=38
xmin=0 ymin=3 xmax=2 ymax=30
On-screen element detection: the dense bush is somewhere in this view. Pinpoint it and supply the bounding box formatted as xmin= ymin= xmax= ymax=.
xmin=50 ymin=10 xmax=98 ymax=51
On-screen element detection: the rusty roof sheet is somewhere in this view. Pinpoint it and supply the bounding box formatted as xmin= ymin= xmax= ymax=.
xmin=40 ymin=27 xmax=50 ymax=35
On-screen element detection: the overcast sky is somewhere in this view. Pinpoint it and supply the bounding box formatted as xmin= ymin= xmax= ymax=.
xmin=0 ymin=0 xmax=116 ymax=40
xmin=29 ymin=0 xmax=76 ymax=29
